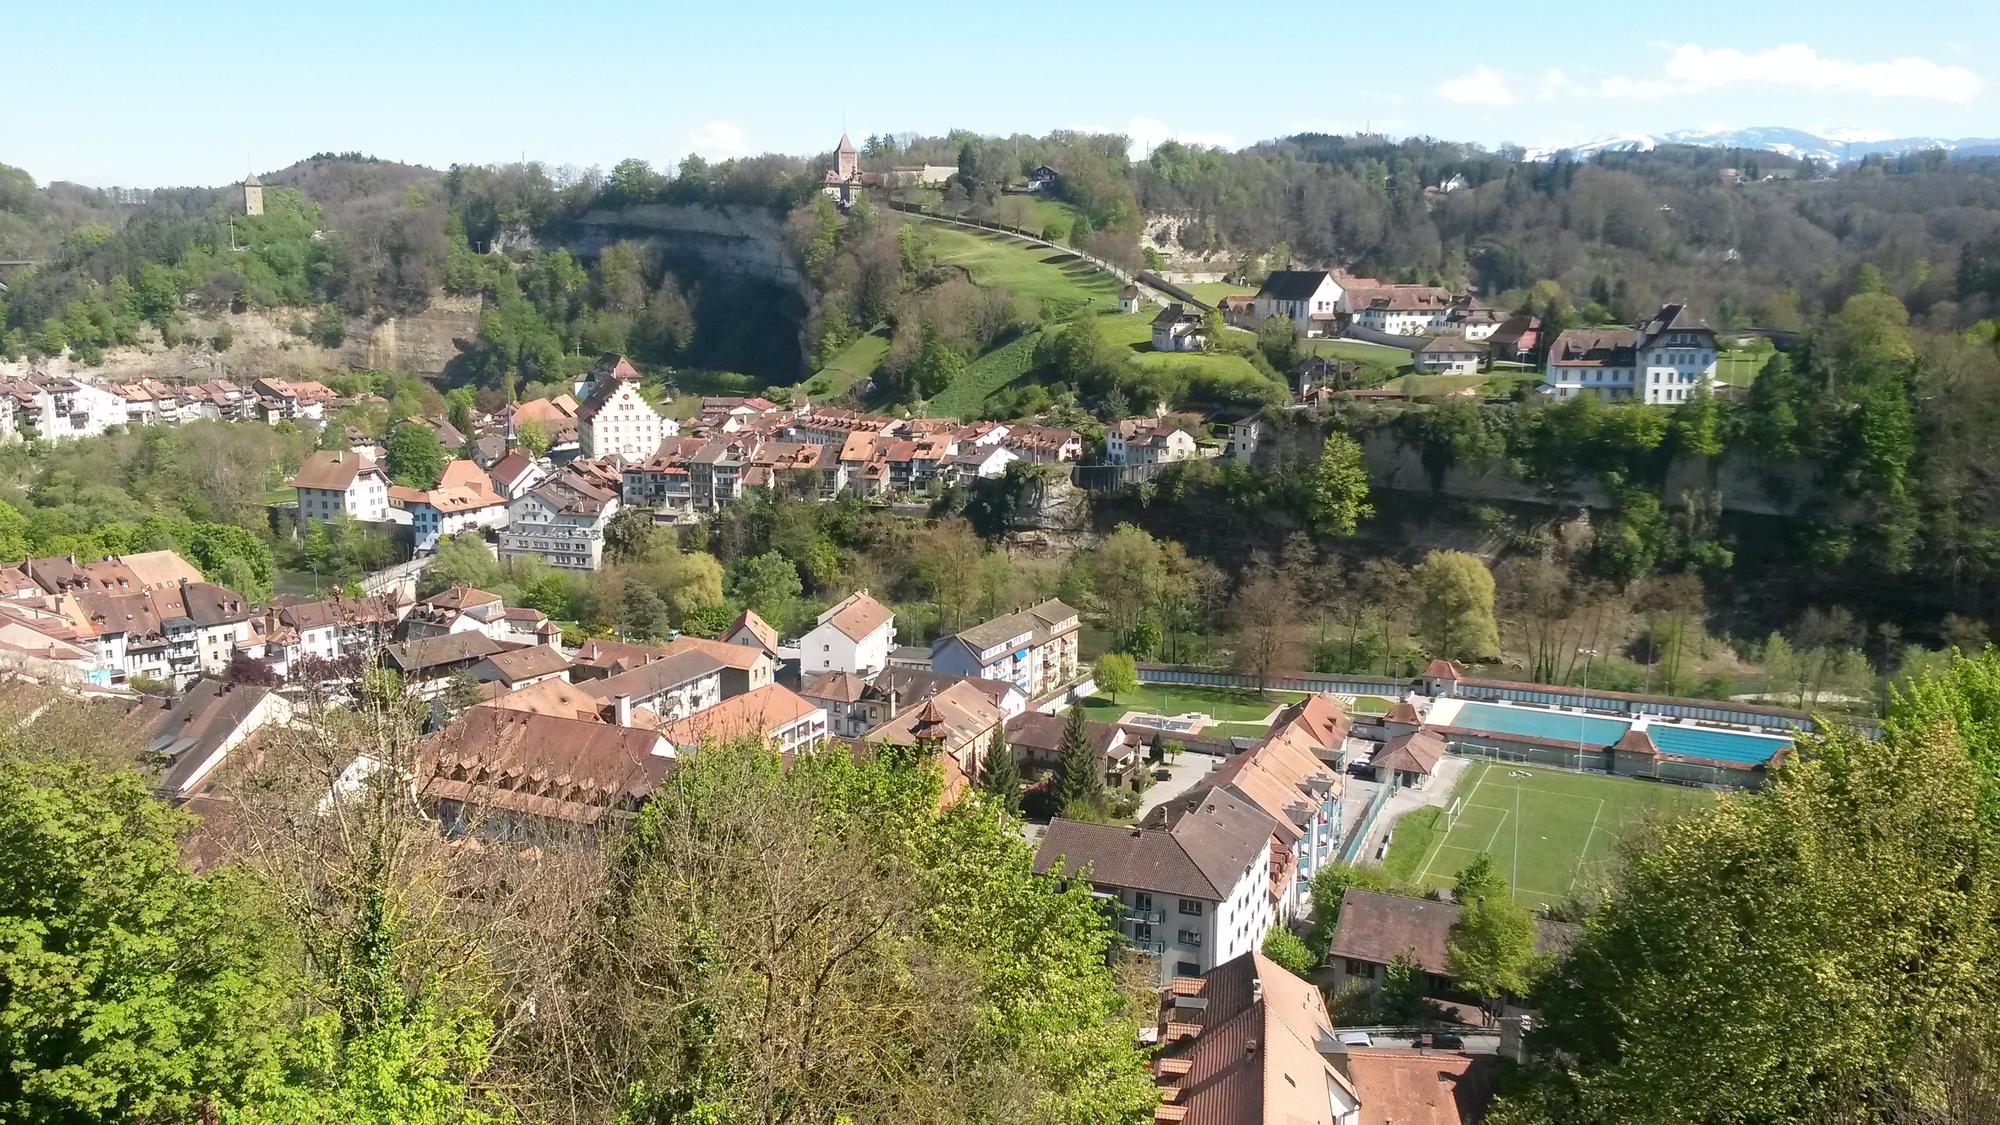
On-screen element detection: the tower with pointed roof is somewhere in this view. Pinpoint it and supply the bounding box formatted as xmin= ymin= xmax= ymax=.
xmin=834 ymin=133 xmax=859 ymax=181
xmin=241 ymin=174 xmax=263 ymax=217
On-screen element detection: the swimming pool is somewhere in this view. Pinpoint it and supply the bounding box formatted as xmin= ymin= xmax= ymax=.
xmin=1438 ymin=700 xmax=1790 ymax=766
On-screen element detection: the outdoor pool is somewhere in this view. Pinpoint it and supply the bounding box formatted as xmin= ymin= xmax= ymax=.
xmin=1436 ymin=700 xmax=1791 ymax=766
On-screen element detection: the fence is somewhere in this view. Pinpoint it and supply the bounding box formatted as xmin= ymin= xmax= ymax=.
xmin=1339 ymin=783 xmax=1395 ymax=863
xmin=1131 ymin=662 xmax=1850 ymax=736
xmin=1136 ymin=663 xmax=1409 ymax=699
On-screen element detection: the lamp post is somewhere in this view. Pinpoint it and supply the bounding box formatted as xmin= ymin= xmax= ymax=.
xmin=1577 ymin=648 xmax=1599 ymax=770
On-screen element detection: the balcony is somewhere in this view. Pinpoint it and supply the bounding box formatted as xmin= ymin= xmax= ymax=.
xmin=1123 ymin=937 xmax=1165 ymax=955
xmin=1122 ymin=907 xmax=1164 ymax=925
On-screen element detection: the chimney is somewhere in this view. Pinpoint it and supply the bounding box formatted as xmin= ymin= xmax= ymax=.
xmin=1244 ymin=1038 xmax=1258 ymax=1055
xmin=613 ymin=694 xmax=633 ymax=727
xmin=1251 ymin=979 xmax=1263 ymax=1005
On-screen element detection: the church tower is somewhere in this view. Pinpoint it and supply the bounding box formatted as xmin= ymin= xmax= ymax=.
xmin=241 ymin=174 xmax=264 ymax=217
xmin=834 ymin=133 xmax=859 ymax=181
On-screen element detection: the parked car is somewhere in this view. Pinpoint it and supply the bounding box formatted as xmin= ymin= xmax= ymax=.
xmin=1428 ymin=1031 xmax=1465 ymax=1050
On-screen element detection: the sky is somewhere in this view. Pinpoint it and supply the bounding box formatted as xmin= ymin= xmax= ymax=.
xmin=7 ymin=0 xmax=1996 ymax=187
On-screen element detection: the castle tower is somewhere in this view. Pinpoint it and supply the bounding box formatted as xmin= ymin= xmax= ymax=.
xmin=834 ymin=133 xmax=859 ymax=181
xmin=241 ymin=174 xmax=264 ymax=217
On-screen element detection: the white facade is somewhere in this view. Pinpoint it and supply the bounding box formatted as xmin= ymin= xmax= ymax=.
xmin=296 ymin=473 xmax=389 ymax=525
xmin=1351 ymin=305 xmax=1447 ymax=336
xmin=27 ymin=380 xmax=127 ymax=441
xmin=1252 ymin=272 xmax=1343 ymax=336
xmin=403 ymin=498 xmax=508 ymax=553
xmin=1113 ymin=837 xmax=1275 ymax=982
xmin=1542 ymin=311 xmax=1719 ymax=405
xmin=1106 ymin=421 xmax=1199 ymax=466
xmin=801 ymin=596 xmax=896 ymax=679
xmin=498 ymin=487 xmax=618 ymax=571
xmin=580 ymin=380 xmax=675 ymax=462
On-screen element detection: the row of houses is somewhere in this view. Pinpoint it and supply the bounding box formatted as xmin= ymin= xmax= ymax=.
xmin=1033 ymin=695 xmax=1356 ymax=984
xmin=0 ymin=373 xmax=335 ymax=442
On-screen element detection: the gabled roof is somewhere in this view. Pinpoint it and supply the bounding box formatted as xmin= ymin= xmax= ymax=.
xmin=1254 ymin=270 xmax=1334 ymax=301
xmin=1424 ymin=659 xmax=1462 ymax=681
xmin=1004 ymin=710 xmax=1124 ymax=759
xmin=420 ymin=585 xmax=502 ymax=613
xmin=141 ymin=678 xmax=277 ymax=796
xmin=581 ymin=650 xmax=725 ymax=702
xmin=1037 ymin=793 xmax=1279 ymax=902
xmin=1415 ymin=336 xmax=1482 ymax=356
xmin=575 ymin=356 xmax=651 ymax=422
xmin=865 ymin=680 xmax=1004 ymax=752
xmin=1152 ymin=952 xmax=1360 ymax=1125
xmin=475 ymin=645 xmax=572 ymax=684
xmin=813 ymin=591 xmax=893 ymax=642
xmin=725 ymin=608 xmax=781 ymax=654
xmin=489 ymin=449 xmax=538 ymax=489
xmin=420 ymin=706 xmax=672 ymax=826
xmin=1637 ymin=302 xmax=1713 ymax=346
xmin=1373 ymin=730 xmax=1446 ymax=776
xmin=800 ymin=670 xmax=869 ymax=704
xmin=939 ymin=598 xmax=1080 ymax=654
xmin=384 ymin=632 xmax=516 ymax=674
xmin=290 ymin=450 xmax=384 ymax=491
xmin=1328 ymin=888 xmax=1577 ymax=976
xmin=657 ymin=683 xmax=821 ymax=748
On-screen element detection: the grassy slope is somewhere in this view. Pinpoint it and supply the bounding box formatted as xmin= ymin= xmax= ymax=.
xmin=802 ymin=331 xmax=890 ymax=399
xmin=1716 ymin=351 xmax=1765 ymax=386
xmin=1076 ymin=685 xmax=1305 ymax=725
xmin=927 ymin=332 xmax=1043 ymax=419
xmin=1102 ymin=313 xmax=1269 ymax=383
xmin=918 ymin=224 xmax=1121 ymax=316
xmin=1304 ymin=338 xmax=1413 ymax=367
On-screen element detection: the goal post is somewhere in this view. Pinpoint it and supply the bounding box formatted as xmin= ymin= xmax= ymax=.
xmin=1444 ymin=797 xmax=1463 ymax=830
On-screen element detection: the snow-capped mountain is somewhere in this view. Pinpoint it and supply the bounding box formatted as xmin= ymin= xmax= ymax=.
xmin=1522 ymin=127 xmax=2000 ymax=165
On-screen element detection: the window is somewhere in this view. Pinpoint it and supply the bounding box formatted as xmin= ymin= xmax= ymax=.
xmin=1178 ymin=929 xmax=1203 ymax=947
xmin=1345 ymin=958 xmax=1376 ymax=978
xmin=1177 ymin=899 xmax=1204 ymax=916
xmin=1132 ymin=892 xmax=1152 ymax=911
xmin=1176 ymin=961 xmax=1201 ymax=977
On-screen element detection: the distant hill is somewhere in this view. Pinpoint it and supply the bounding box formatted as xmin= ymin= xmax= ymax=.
xmin=1523 ymin=126 xmax=2000 ymax=165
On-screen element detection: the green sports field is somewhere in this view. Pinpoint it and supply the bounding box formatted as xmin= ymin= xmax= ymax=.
xmin=1385 ymin=760 xmax=1717 ymax=909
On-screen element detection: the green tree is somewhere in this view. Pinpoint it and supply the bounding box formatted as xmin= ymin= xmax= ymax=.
xmin=1307 ymin=430 xmax=1373 ymax=537
xmin=1260 ymin=927 xmax=1317 ymax=976
xmin=731 ymin=551 xmax=803 ymax=628
xmin=1515 ymin=702 xmax=2000 ymax=1122
xmin=420 ymin=535 xmax=502 ymax=595
xmin=513 ymin=419 xmax=551 ymax=457
xmin=1444 ymin=854 xmax=1537 ymax=1018
xmin=1377 ymin=952 xmax=1430 ymax=1025
xmin=1413 ymin=549 xmax=1499 ymax=660
xmin=1093 ymin=651 xmax=1138 ymax=702
xmin=0 ymin=757 xmax=291 ymax=1122
xmin=1306 ymin=861 xmax=1394 ymax=954
xmin=594 ymin=240 xmax=649 ymax=314
xmin=1050 ymin=707 xmax=1102 ymax=813
xmin=983 ymin=728 xmax=1021 ymax=815
xmin=384 ymin=422 xmax=448 ymax=490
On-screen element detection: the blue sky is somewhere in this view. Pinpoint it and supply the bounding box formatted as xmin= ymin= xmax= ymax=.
xmin=7 ymin=0 xmax=1994 ymax=187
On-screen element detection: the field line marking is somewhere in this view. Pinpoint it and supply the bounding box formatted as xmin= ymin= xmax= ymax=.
xmin=1567 ymin=797 xmax=1608 ymax=894
xmin=1419 ymin=763 xmax=1488 ymax=884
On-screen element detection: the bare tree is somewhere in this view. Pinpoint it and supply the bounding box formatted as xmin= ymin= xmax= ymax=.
xmin=1229 ymin=565 xmax=1305 ymax=696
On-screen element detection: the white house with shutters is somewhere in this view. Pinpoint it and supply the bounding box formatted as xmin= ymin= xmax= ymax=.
xmin=576 ymin=355 xmax=676 ymax=462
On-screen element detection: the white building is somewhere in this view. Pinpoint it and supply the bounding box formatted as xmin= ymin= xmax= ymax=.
xmin=16 ymin=377 xmax=127 ymax=441
xmin=1118 ymin=284 xmax=1142 ymax=314
xmin=1149 ymin=303 xmax=1207 ymax=352
xmin=1251 ymin=271 xmax=1351 ymax=338
xmin=290 ymin=450 xmax=390 ymax=525
xmin=1342 ymin=285 xmax=1454 ymax=335
xmin=929 ymin=599 xmax=1080 ymax=701
xmin=1106 ymin=417 xmax=1200 ymax=466
xmin=575 ymin=354 xmax=676 ymax=462
xmin=387 ymin=460 xmax=510 ymax=553
xmin=1035 ymin=794 xmax=1281 ymax=982
xmin=498 ymin=470 xmax=621 ymax=571
xmin=1411 ymin=336 xmax=1482 ymax=375
xmin=800 ymin=590 xmax=896 ymax=678
xmin=1540 ymin=303 xmax=1718 ymax=405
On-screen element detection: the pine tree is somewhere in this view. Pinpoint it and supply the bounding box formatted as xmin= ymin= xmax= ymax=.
xmin=1051 ymin=708 xmax=1103 ymax=813
xmin=982 ymin=729 xmax=1020 ymax=815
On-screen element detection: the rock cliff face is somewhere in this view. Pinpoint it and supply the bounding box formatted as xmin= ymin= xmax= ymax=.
xmin=0 ymin=297 xmax=484 ymax=383
xmin=563 ymin=203 xmax=812 ymax=377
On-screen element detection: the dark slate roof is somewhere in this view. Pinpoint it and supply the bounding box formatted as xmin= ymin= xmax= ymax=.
xmin=1036 ymin=792 xmax=1278 ymax=901
xmin=580 ymin=649 xmax=725 ymax=700
xmin=1254 ymin=270 xmax=1333 ymax=301
xmin=384 ymin=632 xmax=516 ymax=673
xmin=141 ymin=679 xmax=274 ymax=796
xmin=1328 ymin=888 xmax=1578 ymax=975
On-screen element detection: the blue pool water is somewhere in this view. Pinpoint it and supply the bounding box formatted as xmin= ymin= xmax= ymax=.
xmin=1444 ymin=701 xmax=1790 ymax=766
xmin=1647 ymin=723 xmax=1791 ymax=765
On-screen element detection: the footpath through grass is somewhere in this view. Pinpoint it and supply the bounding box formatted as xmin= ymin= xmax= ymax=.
xmin=1385 ymin=759 xmax=1716 ymax=909
xmin=803 ymin=331 xmax=890 ymax=398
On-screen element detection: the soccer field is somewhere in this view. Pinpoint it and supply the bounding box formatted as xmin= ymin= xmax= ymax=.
xmin=1388 ymin=761 xmax=1718 ymax=909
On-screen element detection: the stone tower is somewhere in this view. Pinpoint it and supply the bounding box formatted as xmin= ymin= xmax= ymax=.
xmin=834 ymin=133 xmax=859 ymax=181
xmin=242 ymin=174 xmax=264 ymax=217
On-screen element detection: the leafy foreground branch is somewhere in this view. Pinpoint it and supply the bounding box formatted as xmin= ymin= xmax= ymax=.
xmin=0 ymin=684 xmax=1155 ymax=1124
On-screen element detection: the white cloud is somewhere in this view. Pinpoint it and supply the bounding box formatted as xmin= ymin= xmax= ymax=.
xmin=1607 ymin=43 xmax=1982 ymax=103
xmin=1078 ymin=117 xmax=1238 ymax=157
xmin=1436 ymin=65 xmax=1518 ymax=106
xmin=685 ymin=120 xmax=751 ymax=159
